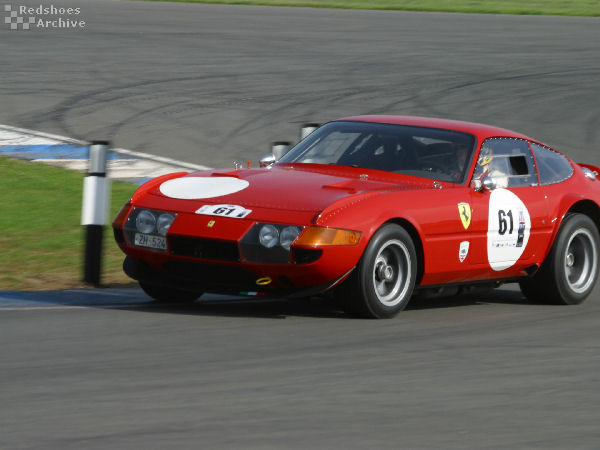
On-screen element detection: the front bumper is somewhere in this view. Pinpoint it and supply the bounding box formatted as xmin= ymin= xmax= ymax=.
xmin=123 ymin=256 xmax=354 ymax=298
xmin=114 ymin=206 xmax=363 ymax=296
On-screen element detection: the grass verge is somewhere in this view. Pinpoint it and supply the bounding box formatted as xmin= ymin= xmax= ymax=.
xmin=142 ymin=0 xmax=600 ymax=17
xmin=0 ymin=156 xmax=137 ymax=290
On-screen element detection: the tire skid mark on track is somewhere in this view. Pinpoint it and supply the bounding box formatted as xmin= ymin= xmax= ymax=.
xmin=20 ymin=74 xmax=242 ymax=142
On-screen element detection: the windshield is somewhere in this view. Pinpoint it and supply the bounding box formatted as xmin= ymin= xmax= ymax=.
xmin=279 ymin=121 xmax=476 ymax=183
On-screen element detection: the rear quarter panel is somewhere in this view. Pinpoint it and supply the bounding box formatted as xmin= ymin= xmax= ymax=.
xmin=542 ymin=167 xmax=600 ymax=256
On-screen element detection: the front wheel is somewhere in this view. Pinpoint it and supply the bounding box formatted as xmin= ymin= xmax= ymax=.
xmin=520 ymin=213 xmax=599 ymax=305
xmin=341 ymin=224 xmax=417 ymax=318
xmin=139 ymin=281 xmax=202 ymax=303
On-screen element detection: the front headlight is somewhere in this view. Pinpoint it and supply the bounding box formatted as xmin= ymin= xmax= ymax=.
xmin=241 ymin=222 xmax=305 ymax=263
xmin=258 ymin=224 xmax=280 ymax=248
xmin=280 ymin=226 xmax=302 ymax=250
xmin=136 ymin=210 xmax=156 ymax=234
xmin=157 ymin=213 xmax=175 ymax=236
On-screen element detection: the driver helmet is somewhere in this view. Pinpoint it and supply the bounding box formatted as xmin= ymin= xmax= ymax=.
xmin=477 ymin=146 xmax=493 ymax=166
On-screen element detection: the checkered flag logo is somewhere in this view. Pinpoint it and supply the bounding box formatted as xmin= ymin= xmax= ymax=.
xmin=5 ymin=5 xmax=36 ymax=30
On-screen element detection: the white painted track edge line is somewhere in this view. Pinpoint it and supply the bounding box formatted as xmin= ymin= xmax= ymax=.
xmin=111 ymin=147 xmax=212 ymax=171
xmin=0 ymin=123 xmax=214 ymax=171
xmin=0 ymin=124 xmax=86 ymax=145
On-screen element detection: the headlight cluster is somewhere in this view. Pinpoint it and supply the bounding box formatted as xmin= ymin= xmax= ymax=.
xmin=240 ymin=223 xmax=361 ymax=264
xmin=134 ymin=209 xmax=175 ymax=236
xmin=135 ymin=210 xmax=156 ymax=234
xmin=258 ymin=224 xmax=302 ymax=250
xmin=241 ymin=223 xmax=303 ymax=263
xmin=123 ymin=208 xmax=176 ymax=252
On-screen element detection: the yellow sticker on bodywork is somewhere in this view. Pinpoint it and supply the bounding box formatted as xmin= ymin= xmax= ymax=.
xmin=458 ymin=203 xmax=472 ymax=230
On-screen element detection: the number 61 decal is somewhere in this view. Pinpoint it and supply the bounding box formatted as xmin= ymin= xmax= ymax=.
xmin=498 ymin=209 xmax=514 ymax=235
xmin=487 ymin=189 xmax=531 ymax=271
xmin=196 ymin=204 xmax=252 ymax=218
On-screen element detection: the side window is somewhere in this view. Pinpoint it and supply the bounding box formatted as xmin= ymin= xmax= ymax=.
xmin=472 ymin=138 xmax=538 ymax=188
xmin=530 ymin=142 xmax=573 ymax=185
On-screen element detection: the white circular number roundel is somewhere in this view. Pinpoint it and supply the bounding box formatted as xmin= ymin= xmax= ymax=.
xmin=487 ymin=189 xmax=531 ymax=271
xmin=160 ymin=176 xmax=249 ymax=199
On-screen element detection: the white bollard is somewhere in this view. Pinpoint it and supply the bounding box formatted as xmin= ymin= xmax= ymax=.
xmin=81 ymin=141 xmax=111 ymax=285
xmin=272 ymin=141 xmax=291 ymax=161
xmin=300 ymin=123 xmax=320 ymax=141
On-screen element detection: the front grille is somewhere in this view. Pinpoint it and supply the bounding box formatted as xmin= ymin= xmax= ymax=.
xmin=162 ymin=260 xmax=258 ymax=291
xmin=168 ymin=235 xmax=239 ymax=261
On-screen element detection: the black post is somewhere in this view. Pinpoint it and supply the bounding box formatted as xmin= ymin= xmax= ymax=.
xmin=82 ymin=141 xmax=110 ymax=286
xmin=84 ymin=225 xmax=104 ymax=285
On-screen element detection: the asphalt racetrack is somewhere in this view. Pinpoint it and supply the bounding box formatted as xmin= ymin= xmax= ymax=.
xmin=2 ymin=1 xmax=600 ymax=448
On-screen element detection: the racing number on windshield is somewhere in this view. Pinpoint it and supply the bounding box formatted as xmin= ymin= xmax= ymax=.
xmin=498 ymin=209 xmax=514 ymax=235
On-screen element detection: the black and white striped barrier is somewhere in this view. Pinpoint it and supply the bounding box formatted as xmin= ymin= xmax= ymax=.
xmin=81 ymin=141 xmax=111 ymax=286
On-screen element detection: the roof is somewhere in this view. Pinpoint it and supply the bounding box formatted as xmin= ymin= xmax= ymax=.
xmin=338 ymin=115 xmax=533 ymax=141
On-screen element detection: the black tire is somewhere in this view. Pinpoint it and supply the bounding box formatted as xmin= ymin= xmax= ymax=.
xmin=139 ymin=281 xmax=202 ymax=303
xmin=340 ymin=223 xmax=417 ymax=318
xmin=520 ymin=213 xmax=599 ymax=305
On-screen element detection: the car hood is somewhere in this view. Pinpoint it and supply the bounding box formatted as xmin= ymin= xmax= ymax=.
xmin=145 ymin=164 xmax=435 ymax=221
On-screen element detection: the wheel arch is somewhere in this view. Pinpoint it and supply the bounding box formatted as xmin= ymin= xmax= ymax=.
xmin=567 ymin=200 xmax=600 ymax=233
xmin=383 ymin=218 xmax=425 ymax=285
xmin=520 ymin=202 xmax=600 ymax=305
xmin=543 ymin=197 xmax=600 ymax=262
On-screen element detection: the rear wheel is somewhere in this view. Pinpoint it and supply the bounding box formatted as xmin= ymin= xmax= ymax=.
xmin=341 ymin=224 xmax=417 ymax=318
xmin=139 ymin=281 xmax=202 ymax=303
xmin=520 ymin=213 xmax=599 ymax=305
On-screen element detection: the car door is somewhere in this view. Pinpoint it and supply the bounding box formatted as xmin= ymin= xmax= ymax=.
xmin=466 ymin=137 xmax=551 ymax=276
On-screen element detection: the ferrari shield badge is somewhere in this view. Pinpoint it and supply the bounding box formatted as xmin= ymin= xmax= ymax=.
xmin=458 ymin=202 xmax=472 ymax=230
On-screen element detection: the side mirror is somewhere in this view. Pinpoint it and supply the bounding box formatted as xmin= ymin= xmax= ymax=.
xmin=260 ymin=142 xmax=291 ymax=168
xmin=259 ymin=153 xmax=276 ymax=168
xmin=473 ymin=176 xmax=497 ymax=192
xmin=482 ymin=176 xmax=497 ymax=191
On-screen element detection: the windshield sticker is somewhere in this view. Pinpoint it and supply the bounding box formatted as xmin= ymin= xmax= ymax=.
xmin=196 ymin=204 xmax=252 ymax=219
xmin=160 ymin=177 xmax=249 ymax=200
xmin=487 ymin=189 xmax=531 ymax=271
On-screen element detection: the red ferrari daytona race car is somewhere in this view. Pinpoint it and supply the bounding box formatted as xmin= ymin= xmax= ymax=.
xmin=113 ymin=116 xmax=600 ymax=318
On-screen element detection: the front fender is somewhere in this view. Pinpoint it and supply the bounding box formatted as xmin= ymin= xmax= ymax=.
xmin=315 ymin=190 xmax=427 ymax=245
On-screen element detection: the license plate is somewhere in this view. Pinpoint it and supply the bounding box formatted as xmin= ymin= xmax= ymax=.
xmin=134 ymin=233 xmax=167 ymax=250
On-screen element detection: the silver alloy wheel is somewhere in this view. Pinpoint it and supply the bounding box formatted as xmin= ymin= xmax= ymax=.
xmin=372 ymin=239 xmax=412 ymax=307
xmin=564 ymin=228 xmax=598 ymax=294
